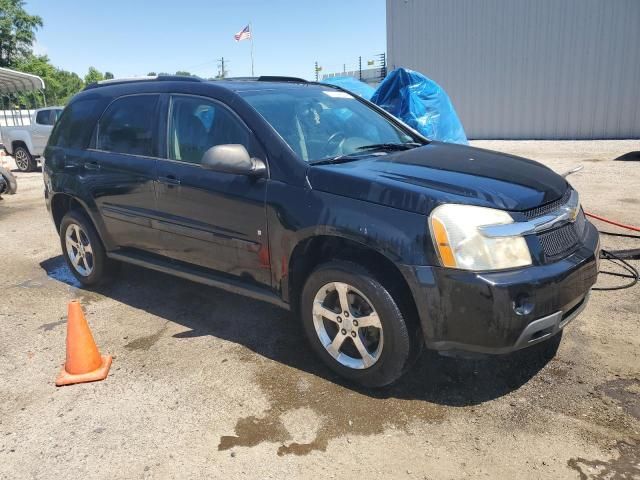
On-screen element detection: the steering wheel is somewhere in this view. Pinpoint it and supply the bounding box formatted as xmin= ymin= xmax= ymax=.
xmin=326 ymin=132 xmax=346 ymax=156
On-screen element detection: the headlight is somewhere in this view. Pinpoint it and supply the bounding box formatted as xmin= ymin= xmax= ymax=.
xmin=429 ymin=204 xmax=532 ymax=271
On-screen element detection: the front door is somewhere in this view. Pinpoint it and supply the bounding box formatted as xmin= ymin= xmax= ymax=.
xmin=155 ymin=94 xmax=270 ymax=286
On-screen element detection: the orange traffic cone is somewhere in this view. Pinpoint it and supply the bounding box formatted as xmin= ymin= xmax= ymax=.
xmin=55 ymin=300 xmax=112 ymax=386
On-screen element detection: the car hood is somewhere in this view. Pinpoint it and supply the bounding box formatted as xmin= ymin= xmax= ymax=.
xmin=307 ymin=142 xmax=568 ymax=215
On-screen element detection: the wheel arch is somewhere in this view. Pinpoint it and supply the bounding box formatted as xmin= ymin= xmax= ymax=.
xmin=286 ymin=234 xmax=420 ymax=330
xmin=12 ymin=139 xmax=33 ymax=156
xmin=50 ymin=193 xmax=105 ymax=243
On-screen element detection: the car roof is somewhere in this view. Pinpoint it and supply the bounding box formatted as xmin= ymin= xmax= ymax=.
xmin=82 ymin=75 xmax=333 ymax=94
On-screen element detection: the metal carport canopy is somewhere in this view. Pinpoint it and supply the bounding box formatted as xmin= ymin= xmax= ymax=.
xmin=0 ymin=67 xmax=45 ymax=94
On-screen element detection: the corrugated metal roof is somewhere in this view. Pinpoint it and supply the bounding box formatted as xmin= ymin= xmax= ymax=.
xmin=0 ymin=67 xmax=45 ymax=94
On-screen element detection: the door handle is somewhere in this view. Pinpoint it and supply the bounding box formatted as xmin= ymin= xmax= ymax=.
xmin=63 ymin=157 xmax=80 ymax=170
xmin=158 ymin=175 xmax=181 ymax=185
xmin=84 ymin=161 xmax=101 ymax=171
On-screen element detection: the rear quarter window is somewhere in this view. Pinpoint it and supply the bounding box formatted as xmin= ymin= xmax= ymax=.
xmin=49 ymin=97 xmax=110 ymax=149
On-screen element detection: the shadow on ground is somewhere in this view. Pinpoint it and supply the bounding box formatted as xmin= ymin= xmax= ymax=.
xmin=40 ymin=255 xmax=558 ymax=407
xmin=614 ymin=151 xmax=640 ymax=162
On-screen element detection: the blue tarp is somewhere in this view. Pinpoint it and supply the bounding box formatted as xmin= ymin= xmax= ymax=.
xmin=321 ymin=76 xmax=375 ymax=101
xmin=370 ymin=68 xmax=468 ymax=145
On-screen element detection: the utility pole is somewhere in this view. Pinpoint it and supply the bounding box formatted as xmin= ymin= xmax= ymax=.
xmin=377 ymin=52 xmax=387 ymax=81
xmin=217 ymin=57 xmax=228 ymax=79
xmin=358 ymin=56 xmax=362 ymax=81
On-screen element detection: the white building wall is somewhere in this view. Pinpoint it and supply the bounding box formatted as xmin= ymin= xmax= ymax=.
xmin=386 ymin=0 xmax=640 ymax=139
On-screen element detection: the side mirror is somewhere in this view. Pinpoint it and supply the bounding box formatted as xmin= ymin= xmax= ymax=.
xmin=201 ymin=144 xmax=266 ymax=177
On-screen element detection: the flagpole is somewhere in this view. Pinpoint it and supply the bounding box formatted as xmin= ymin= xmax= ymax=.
xmin=250 ymin=21 xmax=255 ymax=77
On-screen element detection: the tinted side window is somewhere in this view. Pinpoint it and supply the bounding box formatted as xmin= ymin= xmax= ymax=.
xmin=97 ymin=95 xmax=159 ymax=156
xmin=49 ymin=97 xmax=110 ymax=149
xmin=36 ymin=110 xmax=53 ymax=125
xmin=168 ymin=95 xmax=249 ymax=164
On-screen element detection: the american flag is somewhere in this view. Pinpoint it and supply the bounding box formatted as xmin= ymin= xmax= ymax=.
xmin=234 ymin=24 xmax=251 ymax=42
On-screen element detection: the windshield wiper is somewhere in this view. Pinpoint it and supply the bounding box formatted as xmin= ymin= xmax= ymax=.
xmin=356 ymin=142 xmax=423 ymax=152
xmin=309 ymin=142 xmax=423 ymax=166
xmin=309 ymin=154 xmax=365 ymax=166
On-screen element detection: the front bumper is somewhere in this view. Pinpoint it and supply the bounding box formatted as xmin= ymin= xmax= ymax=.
xmin=401 ymin=221 xmax=600 ymax=354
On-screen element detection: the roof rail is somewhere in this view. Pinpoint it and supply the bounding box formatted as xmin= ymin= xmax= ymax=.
xmin=84 ymin=75 xmax=203 ymax=90
xmin=220 ymin=77 xmax=258 ymax=81
xmin=218 ymin=76 xmax=308 ymax=83
xmin=258 ymin=76 xmax=308 ymax=83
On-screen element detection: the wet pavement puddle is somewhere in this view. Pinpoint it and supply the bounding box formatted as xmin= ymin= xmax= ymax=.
xmin=218 ymin=363 xmax=446 ymax=456
xmin=568 ymin=439 xmax=640 ymax=479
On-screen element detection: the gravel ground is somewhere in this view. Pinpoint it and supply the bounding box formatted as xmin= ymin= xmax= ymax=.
xmin=0 ymin=140 xmax=638 ymax=480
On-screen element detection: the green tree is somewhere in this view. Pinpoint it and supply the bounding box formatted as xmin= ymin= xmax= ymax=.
xmin=104 ymin=71 xmax=114 ymax=80
xmin=147 ymin=72 xmax=156 ymax=76
xmin=175 ymin=71 xmax=192 ymax=76
xmin=84 ymin=66 xmax=104 ymax=84
xmin=0 ymin=0 xmax=43 ymax=67
xmin=14 ymin=54 xmax=83 ymax=105
xmin=0 ymin=1 xmax=84 ymax=106
xmin=53 ymin=69 xmax=83 ymax=104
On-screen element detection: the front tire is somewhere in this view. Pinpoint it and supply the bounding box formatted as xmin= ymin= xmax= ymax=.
xmin=301 ymin=261 xmax=415 ymax=387
xmin=60 ymin=210 xmax=115 ymax=287
xmin=13 ymin=146 xmax=37 ymax=172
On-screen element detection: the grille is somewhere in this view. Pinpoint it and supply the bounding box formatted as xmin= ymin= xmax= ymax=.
xmin=523 ymin=189 xmax=572 ymax=219
xmin=537 ymin=209 xmax=586 ymax=260
xmin=538 ymin=223 xmax=579 ymax=258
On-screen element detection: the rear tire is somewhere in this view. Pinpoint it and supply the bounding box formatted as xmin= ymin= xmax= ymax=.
xmin=300 ymin=261 xmax=416 ymax=387
xmin=60 ymin=210 xmax=116 ymax=287
xmin=13 ymin=146 xmax=37 ymax=172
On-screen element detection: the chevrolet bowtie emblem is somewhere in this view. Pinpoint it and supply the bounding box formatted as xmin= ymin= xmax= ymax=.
xmin=562 ymin=203 xmax=580 ymax=223
xmin=479 ymin=190 xmax=581 ymax=238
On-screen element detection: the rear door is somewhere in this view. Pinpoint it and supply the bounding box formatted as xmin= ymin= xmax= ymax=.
xmin=154 ymin=94 xmax=271 ymax=286
xmin=83 ymin=93 xmax=164 ymax=255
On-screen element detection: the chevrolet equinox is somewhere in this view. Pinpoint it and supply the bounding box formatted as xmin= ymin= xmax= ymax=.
xmin=43 ymin=76 xmax=600 ymax=386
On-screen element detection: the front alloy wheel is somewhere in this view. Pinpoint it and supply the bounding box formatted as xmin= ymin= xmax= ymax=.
xmin=301 ymin=261 xmax=416 ymax=387
xmin=312 ymin=282 xmax=383 ymax=369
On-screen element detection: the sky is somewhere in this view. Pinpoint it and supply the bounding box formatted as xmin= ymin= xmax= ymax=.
xmin=25 ymin=0 xmax=387 ymax=81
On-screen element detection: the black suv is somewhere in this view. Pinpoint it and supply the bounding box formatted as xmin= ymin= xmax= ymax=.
xmin=44 ymin=76 xmax=599 ymax=387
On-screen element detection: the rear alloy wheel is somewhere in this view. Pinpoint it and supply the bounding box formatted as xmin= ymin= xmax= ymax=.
xmin=65 ymin=223 xmax=95 ymax=277
xmin=13 ymin=146 xmax=37 ymax=172
xmin=301 ymin=261 xmax=415 ymax=387
xmin=60 ymin=210 xmax=116 ymax=286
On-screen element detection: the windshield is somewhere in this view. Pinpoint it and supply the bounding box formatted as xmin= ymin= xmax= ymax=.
xmin=240 ymin=86 xmax=417 ymax=162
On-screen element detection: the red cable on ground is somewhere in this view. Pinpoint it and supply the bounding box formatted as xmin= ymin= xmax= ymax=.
xmin=585 ymin=212 xmax=640 ymax=232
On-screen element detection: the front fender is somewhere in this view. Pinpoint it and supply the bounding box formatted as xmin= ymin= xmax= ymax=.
xmin=266 ymin=181 xmax=437 ymax=298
